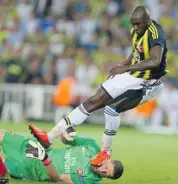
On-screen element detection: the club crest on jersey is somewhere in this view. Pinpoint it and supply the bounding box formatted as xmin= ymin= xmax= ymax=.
xmin=77 ymin=169 xmax=84 ymax=176
xmin=138 ymin=45 xmax=144 ymax=53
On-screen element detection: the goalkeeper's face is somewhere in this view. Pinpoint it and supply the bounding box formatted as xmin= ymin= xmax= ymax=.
xmin=92 ymin=159 xmax=114 ymax=178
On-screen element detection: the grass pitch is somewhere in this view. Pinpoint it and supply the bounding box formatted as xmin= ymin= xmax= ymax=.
xmin=0 ymin=122 xmax=178 ymax=184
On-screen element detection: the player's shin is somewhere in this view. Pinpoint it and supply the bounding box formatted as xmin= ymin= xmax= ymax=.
xmin=48 ymin=104 xmax=91 ymax=142
xmin=90 ymin=106 xmax=120 ymax=167
xmin=102 ymin=106 xmax=120 ymax=150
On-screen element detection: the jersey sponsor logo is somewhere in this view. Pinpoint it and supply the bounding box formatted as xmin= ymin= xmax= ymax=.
xmin=64 ymin=149 xmax=77 ymax=174
xmin=64 ymin=149 xmax=71 ymax=174
xmin=138 ymin=45 xmax=144 ymax=53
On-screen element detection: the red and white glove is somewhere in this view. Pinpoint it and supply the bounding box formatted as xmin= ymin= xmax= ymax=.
xmin=26 ymin=140 xmax=51 ymax=165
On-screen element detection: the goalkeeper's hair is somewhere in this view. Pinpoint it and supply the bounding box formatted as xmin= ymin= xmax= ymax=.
xmin=109 ymin=160 xmax=124 ymax=180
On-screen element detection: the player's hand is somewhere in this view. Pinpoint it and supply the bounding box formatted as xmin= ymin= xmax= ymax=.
xmin=62 ymin=126 xmax=76 ymax=141
xmin=109 ymin=65 xmax=127 ymax=78
xmin=25 ymin=140 xmax=46 ymax=161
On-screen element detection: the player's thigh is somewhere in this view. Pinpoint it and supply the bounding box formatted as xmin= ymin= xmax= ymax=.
xmin=140 ymin=81 xmax=163 ymax=104
xmin=2 ymin=132 xmax=36 ymax=161
xmin=111 ymin=88 xmax=144 ymax=113
xmin=6 ymin=156 xmax=47 ymax=181
xmin=102 ymin=72 xmax=144 ymax=99
xmin=5 ymin=157 xmax=28 ymax=179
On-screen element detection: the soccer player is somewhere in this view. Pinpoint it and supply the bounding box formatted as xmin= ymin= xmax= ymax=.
xmin=30 ymin=5 xmax=167 ymax=167
xmin=0 ymin=129 xmax=123 ymax=184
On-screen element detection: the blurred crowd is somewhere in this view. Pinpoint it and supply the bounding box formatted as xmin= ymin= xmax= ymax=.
xmin=123 ymin=79 xmax=178 ymax=131
xmin=1 ymin=0 xmax=178 ymax=129
xmin=0 ymin=0 xmax=178 ymax=87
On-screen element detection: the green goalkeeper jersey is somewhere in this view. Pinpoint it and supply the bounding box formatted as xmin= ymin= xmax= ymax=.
xmin=47 ymin=136 xmax=102 ymax=183
xmin=2 ymin=132 xmax=102 ymax=184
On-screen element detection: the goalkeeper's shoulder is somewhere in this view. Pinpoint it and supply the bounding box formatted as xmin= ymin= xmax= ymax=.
xmin=73 ymin=136 xmax=100 ymax=151
xmin=61 ymin=135 xmax=100 ymax=150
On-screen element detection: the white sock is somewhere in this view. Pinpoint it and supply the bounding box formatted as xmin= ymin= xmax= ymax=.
xmin=67 ymin=104 xmax=91 ymax=126
xmin=47 ymin=119 xmax=66 ymax=143
xmin=48 ymin=104 xmax=91 ymax=143
xmin=102 ymin=106 xmax=120 ymax=150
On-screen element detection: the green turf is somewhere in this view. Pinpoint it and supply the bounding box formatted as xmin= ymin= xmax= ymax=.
xmin=0 ymin=122 xmax=178 ymax=184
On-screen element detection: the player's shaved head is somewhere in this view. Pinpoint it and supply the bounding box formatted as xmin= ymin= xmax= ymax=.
xmin=131 ymin=6 xmax=150 ymax=22
xmin=130 ymin=6 xmax=151 ymax=36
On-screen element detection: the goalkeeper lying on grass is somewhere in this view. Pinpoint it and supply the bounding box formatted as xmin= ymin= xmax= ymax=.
xmin=0 ymin=129 xmax=123 ymax=184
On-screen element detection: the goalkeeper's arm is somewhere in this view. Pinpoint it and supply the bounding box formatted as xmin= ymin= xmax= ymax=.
xmin=61 ymin=135 xmax=100 ymax=150
xmin=26 ymin=140 xmax=74 ymax=184
xmin=45 ymin=164 xmax=73 ymax=183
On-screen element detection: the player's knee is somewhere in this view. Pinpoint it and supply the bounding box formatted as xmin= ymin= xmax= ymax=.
xmin=84 ymin=96 xmax=104 ymax=112
xmin=84 ymin=88 xmax=110 ymax=112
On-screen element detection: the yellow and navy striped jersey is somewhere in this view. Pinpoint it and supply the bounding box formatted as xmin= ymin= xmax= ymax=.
xmin=130 ymin=20 xmax=167 ymax=80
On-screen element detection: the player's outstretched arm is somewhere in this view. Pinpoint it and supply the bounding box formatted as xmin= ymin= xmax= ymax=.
xmin=25 ymin=140 xmax=74 ymax=183
xmin=124 ymin=45 xmax=163 ymax=72
xmin=45 ymin=164 xmax=74 ymax=184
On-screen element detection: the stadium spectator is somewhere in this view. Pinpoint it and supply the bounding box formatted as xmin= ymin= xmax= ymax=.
xmin=55 ymin=47 xmax=75 ymax=81
xmin=76 ymin=48 xmax=98 ymax=87
xmin=16 ymin=0 xmax=33 ymax=21
xmin=25 ymin=54 xmax=42 ymax=84
xmin=150 ymin=80 xmax=178 ymax=130
xmin=53 ymin=64 xmax=80 ymax=123
xmin=34 ymin=0 xmax=53 ymax=17
xmin=133 ymin=99 xmax=157 ymax=127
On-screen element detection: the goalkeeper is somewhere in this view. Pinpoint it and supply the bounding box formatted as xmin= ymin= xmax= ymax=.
xmin=0 ymin=129 xmax=123 ymax=184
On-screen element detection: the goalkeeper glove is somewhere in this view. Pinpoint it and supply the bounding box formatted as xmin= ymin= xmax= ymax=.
xmin=26 ymin=140 xmax=51 ymax=165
